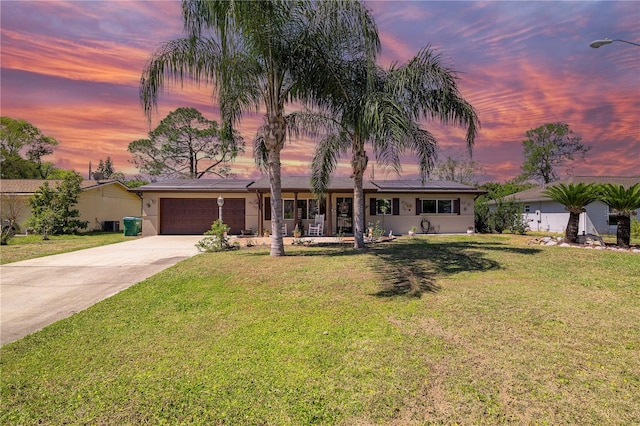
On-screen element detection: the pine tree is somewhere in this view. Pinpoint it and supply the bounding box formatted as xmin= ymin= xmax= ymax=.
xmin=27 ymin=173 xmax=88 ymax=239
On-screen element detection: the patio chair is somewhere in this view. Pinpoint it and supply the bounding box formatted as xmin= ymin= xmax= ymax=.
xmin=308 ymin=214 xmax=324 ymax=236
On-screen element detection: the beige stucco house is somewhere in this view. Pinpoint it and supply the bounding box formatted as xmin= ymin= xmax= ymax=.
xmin=0 ymin=179 xmax=142 ymax=233
xmin=133 ymin=177 xmax=484 ymax=237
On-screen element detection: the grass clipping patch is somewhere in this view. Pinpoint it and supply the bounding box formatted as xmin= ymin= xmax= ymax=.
xmin=2 ymin=236 xmax=640 ymax=424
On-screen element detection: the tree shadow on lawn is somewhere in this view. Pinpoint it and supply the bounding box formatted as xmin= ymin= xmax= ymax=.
xmin=236 ymin=239 xmax=541 ymax=298
xmin=368 ymin=239 xmax=542 ymax=298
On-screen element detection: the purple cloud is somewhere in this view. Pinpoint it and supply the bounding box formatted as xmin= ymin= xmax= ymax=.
xmin=1 ymin=0 xmax=638 ymax=182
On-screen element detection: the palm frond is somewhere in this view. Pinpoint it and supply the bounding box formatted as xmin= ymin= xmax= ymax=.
xmin=140 ymin=35 xmax=262 ymax=127
xmin=252 ymin=130 xmax=269 ymax=173
xmin=286 ymin=110 xmax=345 ymax=141
xmin=408 ymin=127 xmax=438 ymax=183
xmin=386 ymin=45 xmax=480 ymax=150
xmin=140 ymin=37 xmax=219 ymax=117
xmin=310 ymin=133 xmax=350 ymax=197
xmin=289 ymin=0 xmax=380 ymax=112
xmin=417 ymin=88 xmax=480 ymax=151
xmin=542 ymin=183 xmax=599 ymax=213
xmin=599 ymin=183 xmax=640 ymax=215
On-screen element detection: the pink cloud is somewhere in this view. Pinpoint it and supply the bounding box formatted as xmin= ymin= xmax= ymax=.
xmin=1 ymin=1 xmax=638 ymax=184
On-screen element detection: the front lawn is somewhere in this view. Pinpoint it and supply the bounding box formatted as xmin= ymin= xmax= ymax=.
xmin=0 ymin=232 xmax=133 ymax=264
xmin=1 ymin=235 xmax=638 ymax=424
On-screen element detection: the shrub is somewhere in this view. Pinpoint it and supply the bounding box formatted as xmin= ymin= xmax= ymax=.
xmin=474 ymin=198 xmax=492 ymax=233
xmin=27 ymin=174 xmax=88 ymax=239
xmin=367 ymin=221 xmax=385 ymax=240
xmin=631 ymin=217 xmax=640 ymax=239
xmin=1 ymin=225 xmax=14 ymax=245
xmin=195 ymin=219 xmax=238 ymax=252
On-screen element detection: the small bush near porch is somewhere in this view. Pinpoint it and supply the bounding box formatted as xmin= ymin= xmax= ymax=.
xmin=2 ymin=235 xmax=638 ymax=424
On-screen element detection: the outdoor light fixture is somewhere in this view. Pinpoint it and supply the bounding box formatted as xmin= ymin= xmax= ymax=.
xmin=589 ymin=38 xmax=640 ymax=48
xmin=217 ymin=195 xmax=224 ymax=221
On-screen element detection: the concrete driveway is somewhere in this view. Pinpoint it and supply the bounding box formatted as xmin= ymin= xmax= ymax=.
xmin=1 ymin=235 xmax=203 ymax=346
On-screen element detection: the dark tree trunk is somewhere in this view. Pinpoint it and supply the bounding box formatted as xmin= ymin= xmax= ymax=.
xmin=616 ymin=215 xmax=631 ymax=248
xmin=565 ymin=211 xmax=580 ymax=243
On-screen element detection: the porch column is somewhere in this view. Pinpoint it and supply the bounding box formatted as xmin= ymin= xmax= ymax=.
xmin=327 ymin=193 xmax=333 ymax=236
xmin=256 ymin=192 xmax=263 ymax=236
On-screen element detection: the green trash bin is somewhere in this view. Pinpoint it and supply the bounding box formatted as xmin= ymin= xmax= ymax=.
xmin=123 ymin=217 xmax=142 ymax=236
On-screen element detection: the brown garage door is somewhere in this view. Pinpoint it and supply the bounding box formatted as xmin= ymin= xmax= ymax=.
xmin=160 ymin=198 xmax=245 ymax=235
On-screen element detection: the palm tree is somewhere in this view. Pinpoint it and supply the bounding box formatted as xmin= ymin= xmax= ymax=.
xmin=598 ymin=183 xmax=640 ymax=248
xmin=290 ymin=47 xmax=479 ymax=248
xmin=140 ymin=0 xmax=379 ymax=256
xmin=542 ymin=183 xmax=598 ymax=243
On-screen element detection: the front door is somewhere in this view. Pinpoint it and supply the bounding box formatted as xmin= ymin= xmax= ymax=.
xmin=336 ymin=197 xmax=353 ymax=234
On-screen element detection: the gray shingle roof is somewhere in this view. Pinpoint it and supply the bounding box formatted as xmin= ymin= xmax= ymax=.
xmin=130 ymin=176 xmax=487 ymax=194
xmin=133 ymin=179 xmax=255 ymax=192
xmin=503 ymin=176 xmax=640 ymax=203
xmin=0 ymin=179 xmax=126 ymax=194
xmin=371 ymin=180 xmax=484 ymax=193
xmin=250 ymin=176 xmax=377 ymax=191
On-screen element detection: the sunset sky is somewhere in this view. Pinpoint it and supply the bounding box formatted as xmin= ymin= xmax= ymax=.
xmin=1 ymin=1 xmax=638 ymax=183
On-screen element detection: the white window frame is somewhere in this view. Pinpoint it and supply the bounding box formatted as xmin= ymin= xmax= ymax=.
xmin=283 ymin=198 xmax=320 ymax=220
xmin=420 ymin=199 xmax=454 ymax=214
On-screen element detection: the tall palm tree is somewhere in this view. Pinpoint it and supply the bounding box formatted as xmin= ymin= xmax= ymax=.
xmin=290 ymin=47 xmax=479 ymax=248
xmin=542 ymin=182 xmax=598 ymax=243
xmin=598 ymin=183 xmax=640 ymax=248
xmin=140 ymin=0 xmax=379 ymax=256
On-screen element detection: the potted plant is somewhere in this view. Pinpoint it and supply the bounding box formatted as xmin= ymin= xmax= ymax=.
xmin=467 ymin=225 xmax=474 ymax=234
xmin=408 ymin=226 xmax=417 ymax=237
xmin=293 ymin=224 xmax=302 ymax=238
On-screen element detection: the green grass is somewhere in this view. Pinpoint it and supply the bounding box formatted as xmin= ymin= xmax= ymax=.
xmin=2 ymin=235 xmax=639 ymax=424
xmin=600 ymin=233 xmax=640 ymax=246
xmin=0 ymin=232 xmax=134 ymax=264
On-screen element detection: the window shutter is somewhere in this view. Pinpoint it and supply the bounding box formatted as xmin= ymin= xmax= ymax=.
xmin=392 ymin=198 xmax=400 ymax=216
xmin=264 ymin=197 xmax=271 ymax=220
xmin=454 ymin=198 xmax=461 ymax=215
xmin=370 ymin=198 xmax=377 ymax=216
xmin=415 ymin=198 xmax=421 ymax=215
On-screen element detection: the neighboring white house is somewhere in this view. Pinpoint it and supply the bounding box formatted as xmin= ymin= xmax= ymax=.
xmin=502 ymin=176 xmax=640 ymax=235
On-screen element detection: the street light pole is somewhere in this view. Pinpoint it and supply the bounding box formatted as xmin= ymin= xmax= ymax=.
xmin=590 ymin=38 xmax=640 ymax=48
xmin=217 ymin=195 xmax=224 ymax=222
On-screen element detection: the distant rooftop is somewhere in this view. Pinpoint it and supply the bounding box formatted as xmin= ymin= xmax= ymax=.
xmin=500 ymin=176 xmax=640 ymax=203
xmin=0 ymin=179 xmax=126 ymax=194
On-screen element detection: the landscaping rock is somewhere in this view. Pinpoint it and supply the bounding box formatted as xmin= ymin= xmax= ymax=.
xmin=527 ymin=234 xmax=638 ymax=254
xmin=577 ymin=234 xmax=605 ymax=247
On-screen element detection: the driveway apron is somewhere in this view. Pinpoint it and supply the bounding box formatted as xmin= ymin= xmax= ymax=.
xmin=0 ymin=236 xmax=202 ymax=345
